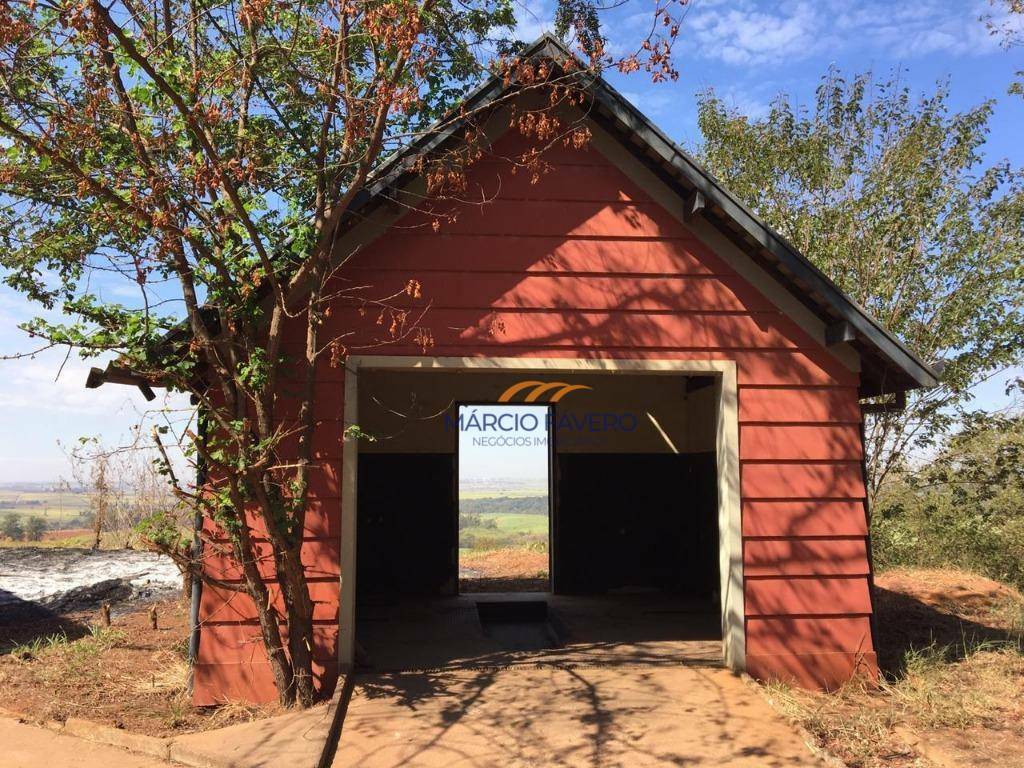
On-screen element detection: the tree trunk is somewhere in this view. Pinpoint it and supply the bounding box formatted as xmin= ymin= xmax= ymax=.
xmin=231 ymin=529 xmax=298 ymax=706
xmin=92 ymin=459 xmax=108 ymax=550
xmin=280 ymin=550 xmax=317 ymax=707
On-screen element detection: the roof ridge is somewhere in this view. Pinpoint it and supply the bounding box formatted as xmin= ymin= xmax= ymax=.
xmin=87 ymin=34 xmax=939 ymax=397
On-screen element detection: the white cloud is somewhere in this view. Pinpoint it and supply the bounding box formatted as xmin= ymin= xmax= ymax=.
xmin=687 ymin=0 xmax=1006 ymax=66
xmin=106 ymin=283 xmax=147 ymax=300
xmin=512 ymin=0 xmax=554 ymax=43
xmin=711 ymin=85 xmax=774 ymax=120
xmin=618 ymin=89 xmax=675 ymax=116
xmin=689 ymin=1 xmax=831 ymax=66
xmin=0 ymin=349 xmax=192 ymax=482
xmin=0 ymin=285 xmax=191 ymax=481
xmin=833 ymin=1 xmax=1004 ymax=58
xmin=0 ymin=357 xmax=144 ymax=416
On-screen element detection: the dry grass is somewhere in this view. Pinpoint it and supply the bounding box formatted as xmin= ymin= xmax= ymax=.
xmin=128 ymin=650 xmax=190 ymax=695
xmin=0 ymin=529 xmax=138 ymax=550
xmin=768 ymin=645 xmax=1024 ymax=767
xmin=460 ymin=547 xmax=549 ymax=578
xmin=890 ymin=645 xmax=1023 ymax=729
xmin=762 ymin=569 xmax=1024 ymax=768
xmin=0 ymin=597 xmax=282 ymax=736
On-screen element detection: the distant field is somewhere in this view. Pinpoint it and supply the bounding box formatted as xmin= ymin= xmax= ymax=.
xmin=459 ymin=488 xmax=547 ymax=500
xmin=459 ymin=502 xmax=550 ymax=581
xmin=0 ymin=529 xmax=137 ymax=550
xmin=0 ymin=490 xmax=92 ymax=526
xmin=460 ymin=496 xmax=548 ymax=518
xmin=480 ymin=512 xmax=548 ymax=535
xmin=459 ymin=504 xmax=550 ymax=583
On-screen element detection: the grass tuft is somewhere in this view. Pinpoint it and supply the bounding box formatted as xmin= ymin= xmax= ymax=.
xmin=761 ymin=569 xmax=1024 ymax=767
xmin=7 ymin=631 xmax=71 ymax=660
xmin=130 ymin=651 xmax=188 ymax=695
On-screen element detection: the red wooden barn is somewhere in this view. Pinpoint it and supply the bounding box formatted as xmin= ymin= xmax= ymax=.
xmin=89 ymin=35 xmax=938 ymax=705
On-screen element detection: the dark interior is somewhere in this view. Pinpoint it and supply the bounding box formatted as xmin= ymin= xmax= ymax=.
xmin=357 ymin=453 xmax=457 ymax=599
xmin=357 ymin=449 xmax=719 ymax=601
xmin=553 ymin=452 xmax=719 ymax=596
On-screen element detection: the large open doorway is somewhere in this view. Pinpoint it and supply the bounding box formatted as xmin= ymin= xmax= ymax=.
xmin=343 ymin=357 xmax=744 ymax=674
xmin=457 ymin=404 xmax=552 ymax=593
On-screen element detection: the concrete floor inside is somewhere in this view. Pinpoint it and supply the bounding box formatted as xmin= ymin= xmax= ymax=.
xmin=355 ymin=592 xmax=723 ymax=671
xmin=334 ymin=666 xmax=823 ymax=768
xmin=339 ymin=596 xmax=819 ymax=767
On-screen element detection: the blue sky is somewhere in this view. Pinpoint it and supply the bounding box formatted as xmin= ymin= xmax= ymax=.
xmin=1 ymin=0 xmax=1022 ymax=483
xmin=458 ymin=405 xmax=550 ymax=485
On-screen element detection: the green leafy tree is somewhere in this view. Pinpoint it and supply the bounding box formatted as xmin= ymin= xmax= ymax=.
xmin=2 ymin=514 xmax=24 ymax=541
xmin=985 ymin=0 xmax=1023 ymax=95
xmin=25 ymin=515 xmax=47 ymax=542
xmin=0 ymin=0 xmax=685 ymax=706
xmin=873 ymin=407 xmax=1024 ymax=587
xmin=697 ymin=72 xmax=1024 ymax=500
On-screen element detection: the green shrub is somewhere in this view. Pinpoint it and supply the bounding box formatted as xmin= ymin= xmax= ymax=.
xmin=458 ymin=512 xmax=497 ymax=530
xmin=459 ymin=496 xmax=548 ymax=515
xmin=873 ymin=411 xmax=1024 ymax=589
xmin=25 ymin=515 xmax=47 ymax=542
xmin=1 ymin=513 xmax=24 ymax=541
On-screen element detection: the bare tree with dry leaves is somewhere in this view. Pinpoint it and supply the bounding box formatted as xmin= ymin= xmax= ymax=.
xmin=0 ymin=0 xmax=687 ymax=706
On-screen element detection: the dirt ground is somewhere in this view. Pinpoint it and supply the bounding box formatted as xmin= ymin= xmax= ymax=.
xmin=1 ymin=717 xmax=170 ymax=768
xmin=0 ymin=597 xmax=281 ymax=736
xmin=3 ymin=563 xmax=1021 ymax=766
xmin=42 ymin=527 xmax=92 ymax=541
xmin=0 ymin=528 xmax=139 ymax=549
xmin=766 ymin=568 xmax=1024 ymax=768
xmin=336 ymin=665 xmax=823 ymax=768
xmin=459 ymin=548 xmax=549 ymax=592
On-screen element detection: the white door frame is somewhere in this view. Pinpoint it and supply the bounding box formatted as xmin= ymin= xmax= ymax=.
xmin=338 ymin=355 xmax=745 ymax=672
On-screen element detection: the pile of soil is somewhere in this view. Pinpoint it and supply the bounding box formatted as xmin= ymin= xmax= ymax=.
xmin=876 ymin=569 xmax=1021 ymax=624
xmin=460 ymin=576 xmax=550 ymax=593
xmin=874 ymin=569 xmax=1023 ymax=674
xmin=0 ymin=597 xmax=280 ymax=736
xmin=460 ymin=548 xmax=549 ymax=593
xmin=772 ymin=568 xmax=1024 ymax=768
xmin=42 ymin=528 xmax=93 ymax=541
xmin=460 ymin=548 xmax=548 ymax=579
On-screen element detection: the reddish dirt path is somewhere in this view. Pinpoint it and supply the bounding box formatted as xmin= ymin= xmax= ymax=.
xmin=335 ymin=665 xmax=822 ymax=767
xmin=0 ymin=717 xmax=168 ymax=768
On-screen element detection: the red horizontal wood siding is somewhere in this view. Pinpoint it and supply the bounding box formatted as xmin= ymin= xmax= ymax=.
xmin=746 ymin=652 xmax=877 ymax=691
xmin=200 ymin=580 xmax=340 ymax=624
xmin=202 ymin=499 xmax=341 ymax=541
xmin=740 ymin=425 xmax=862 ymax=461
xmin=335 ymin=271 xmax=778 ymax=313
xmin=739 ymin=387 xmax=862 ymax=423
xmin=747 ymin=616 xmax=874 ymax=655
xmin=742 ymin=500 xmax=868 ymax=538
xmin=198 ymin=127 xmax=874 ymax=703
xmin=349 ymin=234 xmax=724 ymax=275
xmin=741 ymin=462 xmax=867 ymax=500
xmin=744 ymin=539 xmax=870 ymax=577
xmin=746 ymin=576 xmax=873 ymax=617
xmin=202 ymin=538 xmax=341 ymax=582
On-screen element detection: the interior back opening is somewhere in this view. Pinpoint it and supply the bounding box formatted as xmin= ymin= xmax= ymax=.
xmin=457 ymin=404 xmax=552 ymax=594
xmin=354 ymin=369 xmax=723 ymax=672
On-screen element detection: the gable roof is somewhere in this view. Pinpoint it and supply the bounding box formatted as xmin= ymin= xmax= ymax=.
xmin=87 ymin=34 xmax=938 ymax=399
xmin=332 ymin=33 xmax=939 ymax=398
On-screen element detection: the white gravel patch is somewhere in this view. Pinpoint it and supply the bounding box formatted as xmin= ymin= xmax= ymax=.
xmin=0 ymin=547 xmax=182 ymax=608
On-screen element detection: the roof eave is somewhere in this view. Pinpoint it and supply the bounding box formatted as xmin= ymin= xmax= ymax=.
xmin=87 ymin=33 xmax=940 ymax=398
xmin=580 ymin=75 xmax=939 ymax=393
